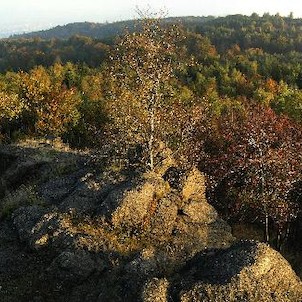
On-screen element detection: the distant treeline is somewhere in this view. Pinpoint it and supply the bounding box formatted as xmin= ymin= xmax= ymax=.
xmin=0 ymin=14 xmax=302 ymax=83
xmin=0 ymin=36 xmax=110 ymax=72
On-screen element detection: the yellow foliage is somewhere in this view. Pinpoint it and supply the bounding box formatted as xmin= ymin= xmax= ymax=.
xmin=0 ymin=91 xmax=25 ymax=121
xmin=18 ymin=65 xmax=81 ymax=136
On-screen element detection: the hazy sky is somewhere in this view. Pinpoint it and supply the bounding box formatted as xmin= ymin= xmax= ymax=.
xmin=1 ymin=0 xmax=302 ymax=33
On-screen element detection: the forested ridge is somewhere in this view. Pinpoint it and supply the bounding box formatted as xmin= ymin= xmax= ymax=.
xmin=1 ymin=13 xmax=302 ymax=279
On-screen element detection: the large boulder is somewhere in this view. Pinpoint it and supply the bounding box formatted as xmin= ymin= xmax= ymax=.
xmin=140 ymin=241 xmax=302 ymax=302
xmin=44 ymin=171 xmax=111 ymax=214
xmin=167 ymin=168 xmax=233 ymax=262
xmin=178 ymin=240 xmax=302 ymax=302
xmin=182 ymin=167 xmax=206 ymax=201
xmin=100 ymin=168 xmax=234 ymax=264
xmin=142 ymin=278 xmax=169 ymax=302
xmin=105 ymin=175 xmax=169 ymax=229
xmin=13 ymin=206 xmax=76 ymax=251
xmin=149 ymin=193 xmax=179 ymax=239
xmin=46 ymin=249 xmax=107 ymax=283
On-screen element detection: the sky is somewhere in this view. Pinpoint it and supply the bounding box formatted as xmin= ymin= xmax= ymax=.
xmin=1 ymin=0 xmax=302 ymax=36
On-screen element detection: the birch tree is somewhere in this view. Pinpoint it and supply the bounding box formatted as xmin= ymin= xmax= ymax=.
xmin=108 ymin=13 xmax=183 ymax=171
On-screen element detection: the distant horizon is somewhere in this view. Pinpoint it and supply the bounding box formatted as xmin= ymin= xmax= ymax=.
xmin=1 ymin=12 xmax=302 ymax=39
xmin=1 ymin=0 xmax=302 ymax=38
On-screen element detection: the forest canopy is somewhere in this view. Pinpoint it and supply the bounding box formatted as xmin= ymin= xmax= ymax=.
xmin=0 ymin=12 xmax=302 ymax=251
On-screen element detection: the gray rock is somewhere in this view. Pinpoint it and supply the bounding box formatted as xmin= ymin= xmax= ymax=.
xmin=38 ymin=171 xmax=84 ymax=205
xmin=108 ymin=176 xmax=169 ymax=229
xmin=149 ymin=194 xmax=178 ymax=239
xmin=0 ymin=151 xmax=17 ymax=198
xmin=179 ymin=240 xmax=302 ymax=302
xmin=2 ymin=159 xmax=47 ymax=191
xmin=47 ymin=250 xmax=106 ymax=282
xmin=181 ymin=199 xmax=218 ymax=223
xmin=0 ymin=150 xmax=16 ymax=175
xmin=12 ymin=205 xmax=48 ymax=243
xmin=98 ymin=180 xmax=134 ymax=218
xmin=13 ymin=206 xmax=75 ymax=251
xmin=58 ymin=174 xmax=125 ymax=215
xmin=126 ymin=247 xmax=159 ymax=279
xmin=182 ymin=167 xmax=206 ymax=201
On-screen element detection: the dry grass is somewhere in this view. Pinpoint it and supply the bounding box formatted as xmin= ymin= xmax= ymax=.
xmin=16 ymin=137 xmax=72 ymax=152
xmin=61 ymin=215 xmax=150 ymax=255
xmin=0 ymin=185 xmax=44 ymax=218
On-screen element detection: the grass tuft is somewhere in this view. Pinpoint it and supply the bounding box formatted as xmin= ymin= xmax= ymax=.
xmin=0 ymin=185 xmax=45 ymax=218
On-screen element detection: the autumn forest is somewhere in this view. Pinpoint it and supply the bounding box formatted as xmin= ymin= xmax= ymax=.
xmin=1 ymin=12 xmax=302 ymax=269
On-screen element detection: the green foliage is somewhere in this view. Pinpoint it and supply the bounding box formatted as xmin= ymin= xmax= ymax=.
xmin=0 ymin=35 xmax=109 ymax=73
xmin=0 ymin=62 xmax=111 ymax=145
xmin=271 ymin=82 xmax=302 ymax=122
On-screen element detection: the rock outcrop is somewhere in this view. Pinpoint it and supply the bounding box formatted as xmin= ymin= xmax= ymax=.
xmin=0 ymin=141 xmax=301 ymax=302
xmin=141 ymin=241 xmax=302 ymax=302
xmin=176 ymin=240 xmax=302 ymax=302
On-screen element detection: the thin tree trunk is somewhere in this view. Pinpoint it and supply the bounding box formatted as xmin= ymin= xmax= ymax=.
xmin=277 ymin=230 xmax=281 ymax=251
xmin=280 ymin=224 xmax=291 ymax=252
xmin=260 ymin=147 xmax=269 ymax=243
xmin=148 ymin=86 xmax=159 ymax=171
xmin=149 ymin=105 xmax=154 ymax=171
xmin=265 ymin=212 xmax=269 ymax=243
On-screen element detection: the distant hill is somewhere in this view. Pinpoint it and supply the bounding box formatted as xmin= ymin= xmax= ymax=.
xmin=11 ymin=17 xmax=215 ymax=41
xmin=13 ymin=21 xmax=134 ymax=41
xmin=3 ymin=14 xmax=302 ymax=76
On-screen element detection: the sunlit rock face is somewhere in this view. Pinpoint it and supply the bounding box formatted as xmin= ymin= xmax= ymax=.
xmin=177 ymin=241 xmax=302 ymax=302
